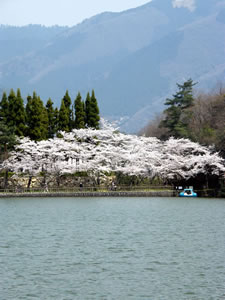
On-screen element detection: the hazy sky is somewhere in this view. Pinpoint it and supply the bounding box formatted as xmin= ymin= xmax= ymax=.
xmin=0 ymin=0 xmax=152 ymax=27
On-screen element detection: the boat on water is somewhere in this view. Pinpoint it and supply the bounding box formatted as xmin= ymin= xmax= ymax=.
xmin=179 ymin=188 xmax=197 ymax=197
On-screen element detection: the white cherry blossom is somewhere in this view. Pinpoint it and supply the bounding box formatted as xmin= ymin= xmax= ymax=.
xmin=2 ymin=124 xmax=225 ymax=181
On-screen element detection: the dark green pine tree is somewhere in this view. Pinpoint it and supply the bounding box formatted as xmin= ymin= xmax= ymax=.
xmin=7 ymin=89 xmax=17 ymax=127
xmin=0 ymin=121 xmax=16 ymax=159
xmin=46 ymin=98 xmax=56 ymax=138
xmin=54 ymin=107 xmax=59 ymax=134
xmin=26 ymin=92 xmax=48 ymax=141
xmin=7 ymin=88 xmax=26 ymax=136
xmin=25 ymin=95 xmax=32 ymax=127
xmin=61 ymin=90 xmax=73 ymax=130
xmin=161 ymin=79 xmax=196 ymax=138
xmin=0 ymin=91 xmax=9 ymax=123
xmin=85 ymin=92 xmax=91 ymax=127
xmin=13 ymin=89 xmax=26 ymax=136
xmin=74 ymin=92 xmax=85 ymax=129
xmin=58 ymin=99 xmax=70 ymax=132
xmin=86 ymin=90 xmax=100 ymax=129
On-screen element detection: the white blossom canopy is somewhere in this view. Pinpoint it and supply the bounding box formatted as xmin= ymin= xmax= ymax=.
xmin=2 ymin=122 xmax=225 ymax=181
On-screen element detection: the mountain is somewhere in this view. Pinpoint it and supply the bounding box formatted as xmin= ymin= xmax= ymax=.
xmin=1 ymin=0 xmax=225 ymax=132
xmin=0 ymin=25 xmax=68 ymax=64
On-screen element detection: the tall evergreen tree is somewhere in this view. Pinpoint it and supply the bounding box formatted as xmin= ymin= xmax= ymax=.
xmin=7 ymin=89 xmax=17 ymax=127
xmin=7 ymin=88 xmax=26 ymax=136
xmin=25 ymin=95 xmax=32 ymax=127
xmin=58 ymin=99 xmax=70 ymax=132
xmin=74 ymin=92 xmax=85 ymax=129
xmin=46 ymin=98 xmax=56 ymax=138
xmin=161 ymin=79 xmax=196 ymax=138
xmin=0 ymin=121 xmax=16 ymax=162
xmin=0 ymin=121 xmax=17 ymax=188
xmin=13 ymin=89 xmax=26 ymax=136
xmin=89 ymin=90 xmax=100 ymax=129
xmin=26 ymin=92 xmax=48 ymax=141
xmin=54 ymin=107 xmax=59 ymax=134
xmin=61 ymin=90 xmax=72 ymax=130
xmin=0 ymin=91 xmax=9 ymax=123
xmin=85 ymin=92 xmax=91 ymax=127
xmin=62 ymin=90 xmax=72 ymax=109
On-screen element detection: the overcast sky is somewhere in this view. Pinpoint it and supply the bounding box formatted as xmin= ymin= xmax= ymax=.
xmin=0 ymin=0 xmax=152 ymax=27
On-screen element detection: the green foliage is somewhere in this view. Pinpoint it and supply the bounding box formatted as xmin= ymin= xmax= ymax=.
xmin=0 ymin=121 xmax=17 ymax=159
xmin=216 ymin=128 xmax=225 ymax=156
xmin=9 ymin=89 xmax=26 ymax=137
xmin=142 ymin=81 xmax=225 ymax=158
xmin=54 ymin=108 xmax=59 ymax=133
xmin=0 ymin=91 xmax=9 ymax=123
xmin=56 ymin=132 xmax=64 ymax=138
xmin=116 ymin=172 xmax=142 ymax=185
xmin=74 ymin=92 xmax=85 ymax=129
xmin=0 ymin=88 xmax=101 ymax=141
xmin=26 ymin=92 xmax=48 ymax=141
xmin=58 ymin=99 xmax=70 ymax=132
xmin=85 ymin=90 xmax=100 ymax=129
xmin=61 ymin=90 xmax=73 ymax=130
xmin=161 ymin=79 xmax=196 ymax=138
xmin=72 ymin=171 xmax=88 ymax=177
xmin=46 ymin=98 xmax=56 ymax=138
xmin=85 ymin=92 xmax=91 ymax=127
xmin=0 ymin=171 xmax=14 ymax=178
xmin=62 ymin=90 xmax=72 ymax=110
xmin=102 ymin=171 xmax=115 ymax=177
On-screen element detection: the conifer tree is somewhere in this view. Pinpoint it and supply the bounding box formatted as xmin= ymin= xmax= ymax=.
xmin=46 ymin=98 xmax=56 ymax=138
xmin=7 ymin=89 xmax=17 ymax=127
xmin=0 ymin=91 xmax=9 ymax=123
xmin=89 ymin=90 xmax=100 ymax=129
xmin=74 ymin=92 xmax=85 ymax=129
xmin=13 ymin=89 xmax=26 ymax=136
xmin=0 ymin=121 xmax=16 ymax=157
xmin=58 ymin=99 xmax=70 ymax=132
xmin=7 ymin=88 xmax=26 ymax=136
xmin=26 ymin=92 xmax=48 ymax=141
xmin=25 ymin=95 xmax=32 ymax=126
xmin=61 ymin=90 xmax=72 ymax=130
xmin=161 ymin=79 xmax=196 ymax=138
xmin=54 ymin=107 xmax=59 ymax=134
xmin=85 ymin=92 xmax=91 ymax=127
xmin=63 ymin=90 xmax=72 ymax=109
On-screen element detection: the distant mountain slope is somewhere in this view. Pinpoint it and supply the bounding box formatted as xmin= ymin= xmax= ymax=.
xmin=99 ymin=7 xmax=225 ymax=114
xmin=0 ymin=25 xmax=67 ymax=64
xmin=1 ymin=0 xmax=225 ymax=132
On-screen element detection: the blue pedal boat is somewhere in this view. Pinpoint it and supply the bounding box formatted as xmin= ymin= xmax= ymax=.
xmin=179 ymin=188 xmax=197 ymax=197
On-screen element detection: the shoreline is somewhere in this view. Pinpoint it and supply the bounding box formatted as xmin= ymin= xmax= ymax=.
xmin=0 ymin=190 xmax=174 ymax=198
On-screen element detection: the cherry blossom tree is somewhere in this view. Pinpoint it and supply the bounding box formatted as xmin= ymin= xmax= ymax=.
xmin=2 ymin=121 xmax=224 ymax=184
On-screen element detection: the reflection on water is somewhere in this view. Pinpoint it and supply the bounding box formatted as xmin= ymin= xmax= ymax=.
xmin=0 ymin=197 xmax=225 ymax=299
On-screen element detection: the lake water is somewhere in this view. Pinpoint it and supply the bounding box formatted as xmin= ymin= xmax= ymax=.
xmin=1 ymin=197 xmax=225 ymax=300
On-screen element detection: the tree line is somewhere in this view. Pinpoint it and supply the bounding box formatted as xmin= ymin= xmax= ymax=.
xmin=0 ymin=89 xmax=100 ymax=142
xmin=140 ymin=79 xmax=225 ymax=157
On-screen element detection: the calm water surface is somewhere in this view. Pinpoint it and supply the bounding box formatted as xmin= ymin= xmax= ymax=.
xmin=0 ymin=197 xmax=225 ymax=300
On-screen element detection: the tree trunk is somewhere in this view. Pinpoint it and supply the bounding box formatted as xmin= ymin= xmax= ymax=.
xmin=4 ymin=168 xmax=8 ymax=189
xmin=27 ymin=175 xmax=33 ymax=189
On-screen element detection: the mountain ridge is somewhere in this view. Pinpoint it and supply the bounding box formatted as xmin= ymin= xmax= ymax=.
xmin=1 ymin=0 xmax=225 ymax=132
